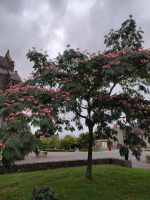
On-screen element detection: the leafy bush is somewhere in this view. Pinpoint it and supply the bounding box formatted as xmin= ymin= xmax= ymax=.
xmin=31 ymin=186 xmax=59 ymax=200
xmin=107 ymin=140 xmax=113 ymax=147
xmin=62 ymin=135 xmax=77 ymax=149
xmin=145 ymin=148 xmax=150 ymax=151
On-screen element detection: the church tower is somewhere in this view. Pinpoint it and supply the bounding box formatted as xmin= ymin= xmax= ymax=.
xmin=0 ymin=50 xmax=22 ymax=128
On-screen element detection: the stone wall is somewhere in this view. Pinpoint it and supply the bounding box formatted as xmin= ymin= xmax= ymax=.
xmin=0 ymin=158 xmax=132 ymax=175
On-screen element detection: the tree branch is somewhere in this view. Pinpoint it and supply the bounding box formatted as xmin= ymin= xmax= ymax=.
xmin=108 ymin=76 xmax=125 ymax=96
xmin=71 ymin=108 xmax=87 ymax=119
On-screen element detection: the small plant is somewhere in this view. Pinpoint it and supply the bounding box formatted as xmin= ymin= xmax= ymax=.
xmin=31 ymin=186 xmax=59 ymax=200
xmin=107 ymin=140 xmax=113 ymax=147
xmin=145 ymin=148 xmax=150 ymax=151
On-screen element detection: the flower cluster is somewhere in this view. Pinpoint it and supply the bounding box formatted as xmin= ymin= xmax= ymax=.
xmin=37 ymin=131 xmax=43 ymax=135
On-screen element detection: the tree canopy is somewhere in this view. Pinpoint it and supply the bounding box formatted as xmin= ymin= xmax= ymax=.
xmin=1 ymin=15 xmax=150 ymax=179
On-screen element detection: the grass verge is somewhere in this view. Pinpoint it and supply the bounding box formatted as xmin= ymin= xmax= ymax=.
xmin=79 ymin=147 xmax=99 ymax=152
xmin=42 ymin=149 xmax=75 ymax=152
xmin=0 ymin=165 xmax=150 ymax=200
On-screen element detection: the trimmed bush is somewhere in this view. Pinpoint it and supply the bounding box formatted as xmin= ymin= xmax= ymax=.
xmin=31 ymin=185 xmax=59 ymax=200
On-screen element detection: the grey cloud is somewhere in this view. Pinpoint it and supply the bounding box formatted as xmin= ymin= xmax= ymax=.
xmin=1 ymin=0 xmax=150 ymax=134
xmin=0 ymin=0 xmax=25 ymax=15
xmin=1 ymin=0 xmax=150 ymax=77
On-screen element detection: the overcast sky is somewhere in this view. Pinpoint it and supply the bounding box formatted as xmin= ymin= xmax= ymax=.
xmin=1 ymin=0 xmax=150 ymax=137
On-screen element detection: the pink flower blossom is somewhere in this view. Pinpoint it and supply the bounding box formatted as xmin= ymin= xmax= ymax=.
xmin=37 ymin=131 xmax=43 ymax=135
xmin=66 ymin=97 xmax=71 ymax=101
xmin=25 ymin=114 xmax=30 ymax=117
xmin=18 ymin=98 xmax=24 ymax=101
xmin=40 ymin=113 xmax=45 ymax=116
xmin=0 ymin=141 xmax=3 ymax=146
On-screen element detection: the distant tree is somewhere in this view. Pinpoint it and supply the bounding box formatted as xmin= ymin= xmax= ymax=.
xmin=62 ymin=135 xmax=77 ymax=149
xmin=49 ymin=135 xmax=61 ymax=149
xmin=40 ymin=138 xmax=49 ymax=149
xmin=77 ymin=132 xmax=89 ymax=149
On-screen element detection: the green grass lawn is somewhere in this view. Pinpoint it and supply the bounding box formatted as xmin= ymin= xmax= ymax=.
xmin=79 ymin=147 xmax=99 ymax=152
xmin=42 ymin=149 xmax=62 ymax=151
xmin=0 ymin=165 xmax=150 ymax=200
xmin=42 ymin=149 xmax=75 ymax=152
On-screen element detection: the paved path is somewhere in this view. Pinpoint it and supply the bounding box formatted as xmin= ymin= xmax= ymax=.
xmin=15 ymin=149 xmax=150 ymax=170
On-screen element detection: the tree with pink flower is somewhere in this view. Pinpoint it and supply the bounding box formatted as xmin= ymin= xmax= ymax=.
xmin=1 ymin=16 xmax=150 ymax=179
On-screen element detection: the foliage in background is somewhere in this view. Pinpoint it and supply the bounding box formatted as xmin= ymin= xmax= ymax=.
xmin=62 ymin=135 xmax=77 ymax=149
xmin=40 ymin=132 xmax=95 ymax=150
xmin=40 ymin=138 xmax=49 ymax=149
xmin=49 ymin=135 xmax=61 ymax=149
xmin=77 ymin=132 xmax=89 ymax=149
xmin=40 ymin=135 xmax=61 ymax=149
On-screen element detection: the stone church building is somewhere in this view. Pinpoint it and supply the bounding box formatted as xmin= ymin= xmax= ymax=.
xmin=96 ymin=124 xmax=124 ymax=149
xmin=0 ymin=50 xmax=22 ymax=128
xmin=96 ymin=124 xmax=149 ymax=149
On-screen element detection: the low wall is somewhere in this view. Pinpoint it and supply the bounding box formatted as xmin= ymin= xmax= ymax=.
xmin=0 ymin=158 xmax=132 ymax=175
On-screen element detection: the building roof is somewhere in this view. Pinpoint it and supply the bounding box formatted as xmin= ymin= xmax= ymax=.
xmin=0 ymin=56 xmax=11 ymax=70
xmin=0 ymin=68 xmax=13 ymax=75
xmin=10 ymin=71 xmax=22 ymax=82
xmin=114 ymin=125 xmax=145 ymax=136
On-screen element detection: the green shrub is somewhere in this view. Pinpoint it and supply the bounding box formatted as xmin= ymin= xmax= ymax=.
xmin=107 ymin=139 xmax=113 ymax=147
xmin=31 ymin=186 xmax=59 ymax=200
xmin=145 ymin=148 xmax=150 ymax=151
xmin=42 ymin=149 xmax=61 ymax=152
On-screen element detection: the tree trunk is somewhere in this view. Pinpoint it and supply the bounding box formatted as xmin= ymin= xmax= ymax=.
xmin=86 ymin=126 xmax=93 ymax=179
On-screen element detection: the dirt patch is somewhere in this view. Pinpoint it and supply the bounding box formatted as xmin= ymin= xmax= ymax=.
xmin=2 ymin=187 xmax=16 ymax=192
